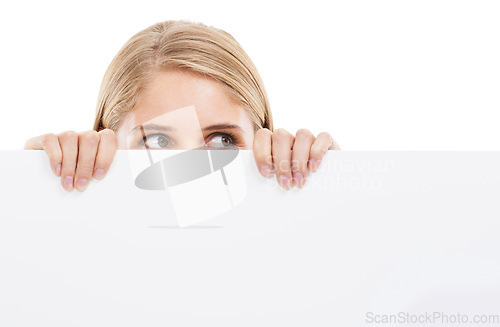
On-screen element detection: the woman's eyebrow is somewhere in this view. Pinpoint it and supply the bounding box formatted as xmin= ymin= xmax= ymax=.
xmin=202 ymin=124 xmax=243 ymax=132
xmin=131 ymin=123 xmax=175 ymax=133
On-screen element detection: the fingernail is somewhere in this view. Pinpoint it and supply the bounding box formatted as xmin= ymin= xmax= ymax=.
xmin=75 ymin=178 xmax=88 ymax=191
xmin=279 ymin=175 xmax=291 ymax=189
xmin=259 ymin=165 xmax=272 ymax=177
xmin=64 ymin=176 xmax=74 ymax=190
xmin=94 ymin=168 xmax=106 ymax=179
xmin=308 ymin=159 xmax=316 ymax=170
xmin=293 ymin=172 xmax=304 ymax=187
xmin=55 ymin=164 xmax=61 ymax=176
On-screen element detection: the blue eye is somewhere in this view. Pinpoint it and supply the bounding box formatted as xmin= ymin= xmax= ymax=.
xmin=142 ymin=134 xmax=173 ymax=149
xmin=206 ymin=134 xmax=234 ymax=149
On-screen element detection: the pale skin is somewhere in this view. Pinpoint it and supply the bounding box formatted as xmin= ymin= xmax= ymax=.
xmin=24 ymin=68 xmax=340 ymax=191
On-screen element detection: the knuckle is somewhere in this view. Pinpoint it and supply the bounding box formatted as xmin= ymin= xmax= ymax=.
xmin=274 ymin=159 xmax=291 ymax=173
xmin=296 ymin=128 xmax=313 ymax=138
xmin=255 ymin=152 xmax=273 ymax=166
xmin=310 ymin=144 xmax=327 ymax=157
xmin=61 ymin=160 xmax=77 ymax=170
xmin=291 ymin=158 xmax=306 ymax=172
xmin=318 ymin=132 xmax=333 ymax=142
xmin=261 ymin=156 xmax=274 ymax=167
xmin=264 ymin=156 xmax=274 ymax=166
xmin=258 ymin=127 xmax=272 ymax=135
xmin=23 ymin=140 xmax=32 ymax=150
xmin=59 ymin=130 xmax=78 ymax=142
xmin=100 ymin=129 xmax=118 ymax=147
xmin=98 ymin=128 xmax=115 ymax=137
xmin=274 ymin=128 xmax=290 ymax=136
xmin=40 ymin=133 xmax=57 ymax=147
xmin=255 ymin=128 xmax=272 ymax=139
xmin=273 ymin=128 xmax=292 ymax=140
xmin=80 ymin=130 xmax=99 ymax=143
xmin=252 ymin=149 xmax=266 ymax=161
xmin=77 ymin=160 xmax=95 ymax=175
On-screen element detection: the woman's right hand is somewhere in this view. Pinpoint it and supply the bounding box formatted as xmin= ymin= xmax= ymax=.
xmin=24 ymin=129 xmax=118 ymax=191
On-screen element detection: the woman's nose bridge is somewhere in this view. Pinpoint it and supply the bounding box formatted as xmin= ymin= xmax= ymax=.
xmin=174 ymin=132 xmax=205 ymax=150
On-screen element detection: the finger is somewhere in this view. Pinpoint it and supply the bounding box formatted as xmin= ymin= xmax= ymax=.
xmin=93 ymin=129 xmax=118 ymax=179
xmin=25 ymin=133 xmax=63 ymax=176
xmin=271 ymin=128 xmax=294 ymax=189
xmin=252 ymin=128 xmax=273 ymax=177
xmin=41 ymin=133 xmax=63 ymax=176
xmin=57 ymin=131 xmax=79 ymax=191
xmin=291 ymin=129 xmax=315 ymax=187
xmin=309 ymin=132 xmax=334 ymax=171
xmin=24 ymin=136 xmax=44 ymax=150
xmin=74 ymin=130 xmax=100 ymax=191
xmin=329 ymin=138 xmax=341 ymax=150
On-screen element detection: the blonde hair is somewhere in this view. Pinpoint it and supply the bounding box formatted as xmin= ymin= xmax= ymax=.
xmin=93 ymin=20 xmax=273 ymax=133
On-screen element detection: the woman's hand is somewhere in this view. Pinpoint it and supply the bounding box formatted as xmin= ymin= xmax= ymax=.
xmin=24 ymin=129 xmax=118 ymax=191
xmin=253 ymin=128 xmax=340 ymax=189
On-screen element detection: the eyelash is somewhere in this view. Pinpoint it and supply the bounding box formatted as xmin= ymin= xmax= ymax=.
xmin=139 ymin=133 xmax=174 ymax=148
xmin=207 ymin=132 xmax=240 ymax=146
xmin=139 ymin=132 xmax=241 ymax=148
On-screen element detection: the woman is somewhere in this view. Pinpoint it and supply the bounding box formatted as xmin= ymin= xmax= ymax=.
xmin=24 ymin=20 xmax=340 ymax=191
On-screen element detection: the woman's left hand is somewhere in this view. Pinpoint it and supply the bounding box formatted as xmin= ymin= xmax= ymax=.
xmin=252 ymin=128 xmax=340 ymax=189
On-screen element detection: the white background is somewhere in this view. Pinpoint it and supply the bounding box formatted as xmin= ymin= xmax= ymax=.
xmin=0 ymin=0 xmax=498 ymax=150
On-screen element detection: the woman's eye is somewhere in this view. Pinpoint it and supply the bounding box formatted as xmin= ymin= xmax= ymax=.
xmin=206 ymin=134 xmax=234 ymax=149
xmin=142 ymin=134 xmax=173 ymax=149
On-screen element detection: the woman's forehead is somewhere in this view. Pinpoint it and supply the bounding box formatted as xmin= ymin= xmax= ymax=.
xmin=132 ymin=69 xmax=242 ymax=123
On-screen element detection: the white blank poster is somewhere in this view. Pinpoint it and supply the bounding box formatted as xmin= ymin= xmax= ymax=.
xmin=0 ymin=150 xmax=499 ymax=326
